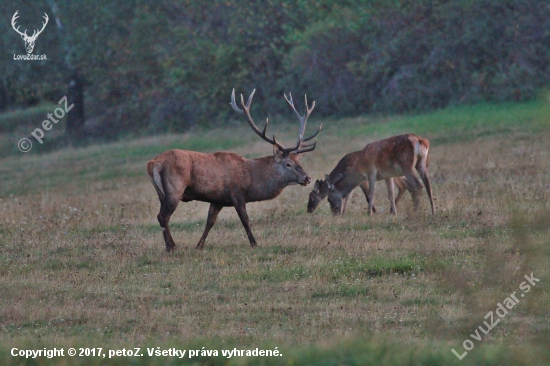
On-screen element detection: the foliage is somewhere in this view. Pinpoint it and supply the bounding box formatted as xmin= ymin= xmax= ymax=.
xmin=0 ymin=0 xmax=549 ymax=137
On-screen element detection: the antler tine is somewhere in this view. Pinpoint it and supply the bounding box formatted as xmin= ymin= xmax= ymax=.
xmin=296 ymin=140 xmax=316 ymax=149
xmin=284 ymin=92 xmax=308 ymax=139
xmin=230 ymin=88 xmax=244 ymax=114
xmin=293 ymin=139 xmax=317 ymax=154
xmin=272 ymin=135 xmax=293 ymax=153
xmin=245 ymin=88 xmax=255 ymax=109
xmin=284 ymin=92 xmax=302 ymax=124
xmin=300 ymin=94 xmax=316 ymax=138
xmin=303 ymin=123 xmax=322 ymax=142
xmin=275 ymin=132 xmax=302 ymax=155
xmin=283 ymin=91 xmax=321 ymax=153
xmin=230 ymin=89 xmax=286 ymax=150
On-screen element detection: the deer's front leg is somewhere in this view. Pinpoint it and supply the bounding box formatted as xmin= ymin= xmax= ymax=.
xmin=342 ymin=192 xmax=352 ymax=215
xmin=232 ymin=198 xmax=258 ymax=247
xmin=359 ymin=180 xmax=377 ymax=214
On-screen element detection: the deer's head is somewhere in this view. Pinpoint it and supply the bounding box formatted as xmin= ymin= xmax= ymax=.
xmin=273 ymin=146 xmax=311 ymax=186
xmin=12 ymin=11 xmax=49 ymax=54
xmin=231 ymin=89 xmax=322 ymax=187
xmin=307 ymin=176 xmax=330 ymax=213
xmin=308 ymin=173 xmax=346 ymax=214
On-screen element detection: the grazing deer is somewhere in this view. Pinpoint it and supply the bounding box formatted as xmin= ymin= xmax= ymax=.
xmin=147 ymin=89 xmax=322 ymax=251
xmin=308 ymin=134 xmax=435 ymax=216
xmin=307 ymin=151 xmax=416 ymax=214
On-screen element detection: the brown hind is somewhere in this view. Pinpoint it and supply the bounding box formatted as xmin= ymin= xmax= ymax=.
xmin=308 ymin=134 xmax=434 ymax=216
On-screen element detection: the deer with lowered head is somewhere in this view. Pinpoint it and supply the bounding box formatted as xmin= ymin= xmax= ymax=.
xmin=147 ymin=89 xmax=322 ymax=251
xmin=308 ymin=134 xmax=435 ymax=216
xmin=307 ymin=150 xmax=416 ymax=215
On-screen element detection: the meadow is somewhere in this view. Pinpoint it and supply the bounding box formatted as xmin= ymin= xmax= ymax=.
xmin=0 ymin=99 xmax=549 ymax=365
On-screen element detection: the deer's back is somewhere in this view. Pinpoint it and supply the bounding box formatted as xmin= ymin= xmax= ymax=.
xmin=360 ymin=134 xmax=421 ymax=177
xmin=149 ymin=149 xmax=251 ymax=204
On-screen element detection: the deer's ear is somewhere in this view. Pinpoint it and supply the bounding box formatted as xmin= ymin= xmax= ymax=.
xmin=293 ymin=152 xmax=305 ymax=160
xmin=314 ymin=180 xmax=321 ymax=190
xmin=325 ymin=174 xmax=334 ymax=190
xmin=273 ymin=145 xmax=284 ymax=162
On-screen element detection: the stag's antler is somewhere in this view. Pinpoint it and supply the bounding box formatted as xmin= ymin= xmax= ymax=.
xmin=283 ymin=92 xmax=322 ymax=154
xmin=231 ymin=89 xmax=288 ymax=152
xmin=231 ymin=89 xmax=322 ymax=155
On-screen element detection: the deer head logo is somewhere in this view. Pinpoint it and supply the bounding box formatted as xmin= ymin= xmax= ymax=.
xmin=11 ymin=11 xmax=49 ymax=54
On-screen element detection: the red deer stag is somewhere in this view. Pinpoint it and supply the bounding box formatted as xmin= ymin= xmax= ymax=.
xmin=147 ymin=89 xmax=322 ymax=251
xmin=308 ymin=134 xmax=435 ymax=216
xmin=307 ymin=150 xmax=416 ymax=214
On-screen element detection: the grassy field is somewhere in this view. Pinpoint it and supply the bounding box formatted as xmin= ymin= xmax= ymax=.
xmin=0 ymin=99 xmax=549 ymax=365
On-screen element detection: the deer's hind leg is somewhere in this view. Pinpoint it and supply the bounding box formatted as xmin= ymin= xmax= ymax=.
xmin=157 ymin=195 xmax=180 ymax=252
xmin=403 ymin=170 xmax=423 ymax=212
xmin=365 ymin=175 xmax=377 ymax=216
xmin=415 ymin=157 xmax=435 ymax=215
xmin=393 ymin=177 xmax=406 ymax=209
xmin=196 ymin=204 xmax=223 ymax=249
xmin=153 ymin=171 xmax=185 ymax=252
xmin=385 ymin=178 xmax=397 ymax=215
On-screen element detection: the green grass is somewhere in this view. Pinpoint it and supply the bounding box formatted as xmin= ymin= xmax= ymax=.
xmin=0 ymin=102 xmax=67 ymax=133
xmin=2 ymin=98 xmax=549 ymax=196
xmin=1 ymin=98 xmax=549 ymax=365
xmin=0 ymin=128 xmax=247 ymax=197
xmin=316 ymin=254 xmax=420 ymax=281
xmin=334 ymin=99 xmax=550 ymax=142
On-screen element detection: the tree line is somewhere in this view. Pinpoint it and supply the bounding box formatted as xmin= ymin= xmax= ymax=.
xmin=1 ymin=0 xmax=549 ymax=138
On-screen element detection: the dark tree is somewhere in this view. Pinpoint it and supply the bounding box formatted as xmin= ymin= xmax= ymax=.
xmin=66 ymin=69 xmax=85 ymax=141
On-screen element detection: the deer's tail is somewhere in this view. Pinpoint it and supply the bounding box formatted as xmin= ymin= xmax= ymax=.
xmin=415 ymin=138 xmax=429 ymax=171
xmin=147 ymin=161 xmax=165 ymax=202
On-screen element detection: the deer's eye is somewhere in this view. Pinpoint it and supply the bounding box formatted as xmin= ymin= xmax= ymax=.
xmin=285 ymin=162 xmax=292 ymax=168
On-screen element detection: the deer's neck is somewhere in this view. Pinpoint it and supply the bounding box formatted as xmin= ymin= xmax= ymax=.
xmin=333 ymin=171 xmax=365 ymax=197
xmin=245 ymin=156 xmax=289 ymax=202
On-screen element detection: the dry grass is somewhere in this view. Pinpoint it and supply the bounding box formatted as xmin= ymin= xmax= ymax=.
xmin=0 ymin=102 xmax=549 ymax=364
